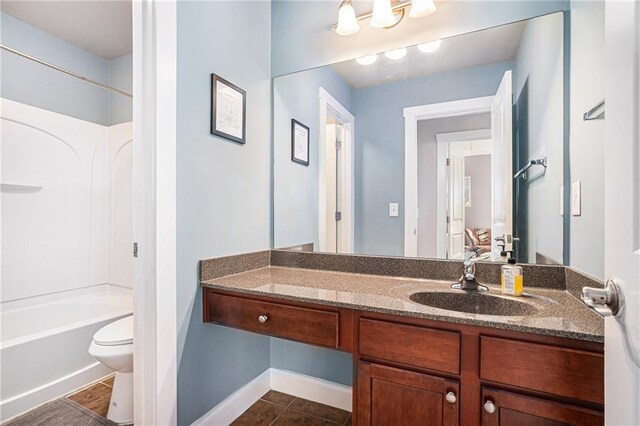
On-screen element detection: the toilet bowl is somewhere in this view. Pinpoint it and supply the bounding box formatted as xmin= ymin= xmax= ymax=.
xmin=88 ymin=315 xmax=133 ymax=425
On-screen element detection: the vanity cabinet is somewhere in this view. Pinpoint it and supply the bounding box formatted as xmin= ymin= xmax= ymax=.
xmin=202 ymin=289 xmax=604 ymax=426
xmin=480 ymin=388 xmax=604 ymax=426
xmin=358 ymin=362 xmax=460 ymax=426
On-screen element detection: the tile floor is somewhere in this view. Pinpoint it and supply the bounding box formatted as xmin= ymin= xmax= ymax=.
xmin=232 ymin=390 xmax=352 ymax=426
xmin=66 ymin=376 xmax=116 ymax=419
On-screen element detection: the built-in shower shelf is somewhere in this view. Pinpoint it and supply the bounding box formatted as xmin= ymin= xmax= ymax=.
xmin=1 ymin=183 xmax=44 ymax=192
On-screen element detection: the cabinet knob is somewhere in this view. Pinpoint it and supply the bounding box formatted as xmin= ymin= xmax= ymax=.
xmin=258 ymin=315 xmax=268 ymax=323
xmin=484 ymin=400 xmax=496 ymax=414
xmin=445 ymin=391 xmax=456 ymax=404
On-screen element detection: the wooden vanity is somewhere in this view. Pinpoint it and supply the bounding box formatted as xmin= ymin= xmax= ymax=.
xmin=203 ymin=288 xmax=604 ymax=426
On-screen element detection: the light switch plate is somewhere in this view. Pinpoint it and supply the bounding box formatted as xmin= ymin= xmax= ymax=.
xmin=389 ymin=203 xmax=399 ymax=217
xmin=571 ymin=181 xmax=581 ymax=216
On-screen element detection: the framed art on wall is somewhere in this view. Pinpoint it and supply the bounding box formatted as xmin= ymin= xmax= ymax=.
xmin=211 ymin=73 xmax=246 ymax=144
xmin=291 ymin=119 xmax=310 ymax=166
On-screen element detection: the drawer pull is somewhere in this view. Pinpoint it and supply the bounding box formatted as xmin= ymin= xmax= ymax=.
xmin=258 ymin=315 xmax=268 ymax=323
xmin=484 ymin=400 xmax=496 ymax=414
xmin=445 ymin=391 xmax=456 ymax=404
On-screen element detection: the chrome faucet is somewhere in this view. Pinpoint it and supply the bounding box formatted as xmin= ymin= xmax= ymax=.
xmin=452 ymin=250 xmax=491 ymax=292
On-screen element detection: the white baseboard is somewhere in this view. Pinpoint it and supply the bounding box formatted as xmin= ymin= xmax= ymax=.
xmin=191 ymin=370 xmax=271 ymax=426
xmin=191 ymin=369 xmax=352 ymax=426
xmin=269 ymin=369 xmax=352 ymax=412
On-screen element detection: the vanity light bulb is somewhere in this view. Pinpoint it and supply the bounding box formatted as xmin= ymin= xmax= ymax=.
xmin=336 ymin=0 xmax=360 ymax=36
xmin=384 ymin=47 xmax=407 ymax=60
xmin=356 ymin=55 xmax=378 ymax=65
xmin=409 ymin=0 xmax=437 ymax=18
xmin=417 ymin=39 xmax=442 ymax=53
xmin=370 ymin=0 xmax=397 ymax=28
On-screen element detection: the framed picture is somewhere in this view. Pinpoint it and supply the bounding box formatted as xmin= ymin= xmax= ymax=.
xmin=464 ymin=176 xmax=472 ymax=207
xmin=211 ymin=74 xmax=246 ymax=144
xmin=291 ymin=119 xmax=310 ymax=166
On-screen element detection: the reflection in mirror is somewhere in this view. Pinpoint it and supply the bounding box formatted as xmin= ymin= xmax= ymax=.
xmin=273 ymin=12 xmax=569 ymax=265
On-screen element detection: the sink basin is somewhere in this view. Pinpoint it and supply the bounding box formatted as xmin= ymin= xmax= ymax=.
xmin=409 ymin=291 xmax=539 ymax=316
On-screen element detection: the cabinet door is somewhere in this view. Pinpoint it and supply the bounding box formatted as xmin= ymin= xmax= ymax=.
xmin=481 ymin=388 xmax=603 ymax=426
xmin=358 ymin=362 xmax=459 ymax=426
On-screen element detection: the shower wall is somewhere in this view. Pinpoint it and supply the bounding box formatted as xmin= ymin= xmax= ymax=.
xmin=1 ymin=98 xmax=133 ymax=303
xmin=0 ymin=12 xmax=133 ymax=302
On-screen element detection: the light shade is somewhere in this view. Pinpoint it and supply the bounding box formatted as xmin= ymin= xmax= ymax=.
xmin=356 ymin=54 xmax=378 ymax=65
xmin=384 ymin=47 xmax=407 ymax=60
xmin=409 ymin=0 xmax=437 ymax=18
xmin=336 ymin=0 xmax=360 ymax=36
xmin=417 ymin=39 xmax=442 ymax=53
xmin=370 ymin=0 xmax=397 ymax=28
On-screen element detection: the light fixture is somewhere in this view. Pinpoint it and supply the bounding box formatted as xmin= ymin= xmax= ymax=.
xmin=417 ymin=39 xmax=442 ymax=53
xmin=385 ymin=47 xmax=407 ymax=60
xmin=336 ymin=0 xmax=360 ymax=36
xmin=370 ymin=0 xmax=398 ymax=28
xmin=356 ymin=54 xmax=378 ymax=65
xmin=333 ymin=0 xmax=438 ymax=36
xmin=409 ymin=0 xmax=436 ymax=18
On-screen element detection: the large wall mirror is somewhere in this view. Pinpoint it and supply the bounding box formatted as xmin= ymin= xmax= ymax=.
xmin=273 ymin=11 xmax=603 ymax=275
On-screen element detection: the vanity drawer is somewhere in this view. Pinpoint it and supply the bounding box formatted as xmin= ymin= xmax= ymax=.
xmin=359 ymin=318 xmax=460 ymax=374
xmin=206 ymin=292 xmax=339 ymax=348
xmin=480 ymin=336 xmax=604 ymax=405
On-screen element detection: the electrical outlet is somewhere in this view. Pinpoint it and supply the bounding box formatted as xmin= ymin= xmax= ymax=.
xmin=389 ymin=203 xmax=399 ymax=217
xmin=571 ymin=181 xmax=582 ymax=216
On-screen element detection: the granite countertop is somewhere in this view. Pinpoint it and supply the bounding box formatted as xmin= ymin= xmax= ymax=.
xmin=201 ymin=265 xmax=604 ymax=343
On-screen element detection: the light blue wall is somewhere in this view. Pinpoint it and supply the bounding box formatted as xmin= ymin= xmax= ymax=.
xmin=271 ymin=0 xmax=569 ymax=76
xmin=512 ymin=13 xmax=565 ymax=264
xmin=273 ymin=66 xmax=353 ymax=249
xmin=0 ymin=12 xmax=132 ymax=126
xmin=353 ymin=61 xmax=514 ymax=256
xmin=569 ymin=1 xmax=604 ymax=279
xmin=176 ymin=1 xmax=272 ymax=425
xmin=108 ymin=53 xmax=133 ymax=125
xmin=0 ymin=12 xmax=109 ymax=125
xmin=270 ymin=338 xmax=353 ymax=385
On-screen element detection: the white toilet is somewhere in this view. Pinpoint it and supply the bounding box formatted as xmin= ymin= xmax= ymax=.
xmin=89 ymin=315 xmax=133 ymax=425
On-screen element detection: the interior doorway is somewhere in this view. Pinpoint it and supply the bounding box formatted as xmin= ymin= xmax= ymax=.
xmin=318 ymin=88 xmax=355 ymax=254
xmin=436 ymin=133 xmax=492 ymax=259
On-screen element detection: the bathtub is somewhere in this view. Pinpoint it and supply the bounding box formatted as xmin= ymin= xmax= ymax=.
xmin=0 ymin=284 xmax=132 ymax=421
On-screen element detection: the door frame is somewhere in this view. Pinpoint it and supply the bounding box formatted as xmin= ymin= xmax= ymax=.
xmin=435 ymin=129 xmax=492 ymax=258
xmin=403 ymin=96 xmax=494 ymax=257
xmin=318 ymin=87 xmax=355 ymax=253
xmin=132 ymin=1 xmax=177 ymax=425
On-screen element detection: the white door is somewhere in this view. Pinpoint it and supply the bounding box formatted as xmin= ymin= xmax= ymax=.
xmin=448 ymin=148 xmax=466 ymax=259
xmin=603 ymin=2 xmax=640 ymax=424
xmin=490 ymin=71 xmax=513 ymax=258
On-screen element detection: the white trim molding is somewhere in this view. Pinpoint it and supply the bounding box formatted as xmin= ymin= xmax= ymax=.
xmin=403 ymin=96 xmax=494 ymax=257
xmin=191 ymin=369 xmax=352 ymax=426
xmin=132 ymin=1 xmax=177 ymax=425
xmin=190 ymin=370 xmax=271 ymax=426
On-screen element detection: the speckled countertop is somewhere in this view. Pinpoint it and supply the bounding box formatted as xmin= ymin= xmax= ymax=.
xmin=201 ymin=265 xmax=604 ymax=343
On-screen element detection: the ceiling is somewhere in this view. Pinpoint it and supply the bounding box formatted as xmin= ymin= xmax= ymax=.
xmin=332 ymin=20 xmax=526 ymax=89
xmin=1 ymin=1 xmax=132 ymax=60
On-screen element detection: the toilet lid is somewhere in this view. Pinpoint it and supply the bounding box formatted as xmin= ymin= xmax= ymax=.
xmin=93 ymin=315 xmax=133 ymax=346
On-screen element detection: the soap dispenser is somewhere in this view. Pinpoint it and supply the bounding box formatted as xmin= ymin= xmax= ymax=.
xmin=501 ymin=252 xmax=523 ymax=296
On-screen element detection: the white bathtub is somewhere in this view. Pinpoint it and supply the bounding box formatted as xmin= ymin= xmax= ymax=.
xmin=0 ymin=284 xmax=133 ymax=421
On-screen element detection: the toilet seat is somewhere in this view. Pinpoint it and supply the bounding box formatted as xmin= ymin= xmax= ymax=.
xmin=93 ymin=315 xmax=133 ymax=346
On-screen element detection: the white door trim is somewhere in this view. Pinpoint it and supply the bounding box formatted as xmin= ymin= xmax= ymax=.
xmin=132 ymin=1 xmax=177 ymax=425
xmin=403 ymin=96 xmax=494 ymax=257
xmin=318 ymin=87 xmax=355 ymax=253
xmin=435 ymin=129 xmax=491 ymax=258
